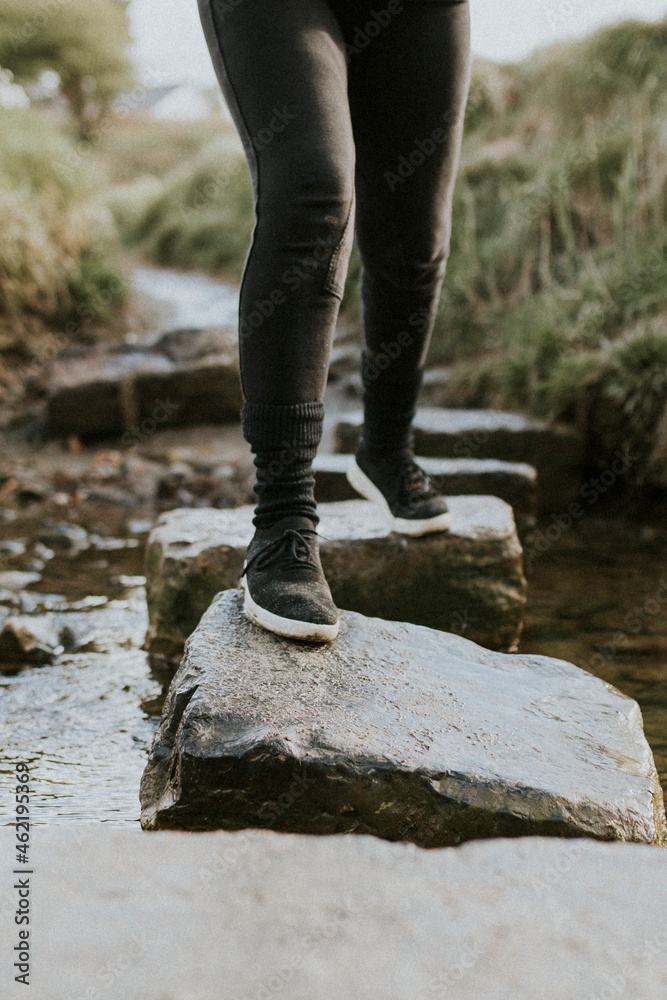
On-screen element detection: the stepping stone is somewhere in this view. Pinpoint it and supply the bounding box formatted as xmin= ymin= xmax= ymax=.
xmin=0 ymin=570 xmax=42 ymax=591
xmin=334 ymin=408 xmax=585 ymax=513
xmin=314 ymin=453 xmax=537 ymax=535
xmin=334 ymin=363 xmax=453 ymax=403
xmin=0 ymin=615 xmax=64 ymax=664
xmin=12 ymin=830 xmax=667 ymax=1000
xmin=144 ymin=496 xmax=526 ymax=661
xmin=46 ymin=326 xmax=242 ymax=439
xmin=140 ymin=588 xmax=665 ymax=845
xmin=0 ymin=614 xmax=96 ymax=662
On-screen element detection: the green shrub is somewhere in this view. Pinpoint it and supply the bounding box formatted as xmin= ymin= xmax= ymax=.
xmin=118 ymin=134 xmax=254 ymax=279
xmin=425 ymin=16 xmax=667 ymax=484
xmin=102 ymin=14 xmax=667 ymax=485
xmin=93 ymin=119 xmax=220 ymax=185
xmin=0 ymin=108 xmax=127 ymax=335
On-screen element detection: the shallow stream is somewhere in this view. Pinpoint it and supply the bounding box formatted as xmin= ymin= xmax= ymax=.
xmin=1 ymin=505 xmax=665 ymax=828
xmin=1 ymin=268 xmax=665 ymax=829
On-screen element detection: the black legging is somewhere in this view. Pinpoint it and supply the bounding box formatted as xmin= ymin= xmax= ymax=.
xmin=197 ymin=0 xmax=471 ymax=406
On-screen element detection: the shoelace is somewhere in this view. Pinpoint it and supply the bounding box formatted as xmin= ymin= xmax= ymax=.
xmin=399 ymin=460 xmax=432 ymax=495
xmin=241 ymin=528 xmax=319 ymax=576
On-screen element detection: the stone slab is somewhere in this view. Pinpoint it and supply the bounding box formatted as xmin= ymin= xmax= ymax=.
xmin=144 ymin=496 xmax=526 ymax=660
xmin=140 ymin=588 xmax=665 ymax=844
xmin=0 ymin=615 xmax=63 ymax=664
xmin=46 ymin=326 xmax=242 ymax=438
xmin=314 ymin=453 xmax=537 ymax=534
xmin=334 ymin=408 xmax=585 ymax=513
xmin=2 ymin=827 xmax=666 ymax=1000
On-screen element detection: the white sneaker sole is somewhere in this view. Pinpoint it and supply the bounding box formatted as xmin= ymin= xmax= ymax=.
xmin=240 ymin=570 xmax=340 ymax=642
xmin=346 ymin=458 xmax=452 ymax=536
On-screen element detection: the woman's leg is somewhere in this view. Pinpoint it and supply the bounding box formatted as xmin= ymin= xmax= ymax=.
xmin=197 ymin=0 xmax=356 ymax=528
xmin=197 ymin=0 xmax=355 ymax=640
xmin=344 ymin=0 xmax=471 ymax=452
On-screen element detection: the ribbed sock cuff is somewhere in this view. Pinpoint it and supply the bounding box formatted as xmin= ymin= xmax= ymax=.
xmin=241 ymin=400 xmax=324 ymax=529
xmin=241 ymin=400 xmax=324 ymax=451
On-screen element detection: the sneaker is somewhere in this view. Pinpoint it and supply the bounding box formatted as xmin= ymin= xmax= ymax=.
xmin=239 ymin=514 xmax=339 ymax=642
xmin=346 ymin=445 xmax=452 ymax=536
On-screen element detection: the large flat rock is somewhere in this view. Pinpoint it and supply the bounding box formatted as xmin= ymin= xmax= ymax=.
xmin=2 ymin=827 xmax=666 ymax=1000
xmin=334 ymin=408 xmax=584 ymax=513
xmin=46 ymin=326 xmax=242 ymax=438
xmin=144 ymin=496 xmax=526 ymax=660
xmin=140 ymin=589 xmax=665 ymax=844
xmin=314 ymin=453 xmax=537 ymax=535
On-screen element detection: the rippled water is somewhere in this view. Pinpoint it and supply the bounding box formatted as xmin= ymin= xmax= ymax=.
xmin=1 ymin=595 xmax=157 ymax=826
xmin=0 ymin=509 xmax=168 ymax=828
xmin=0 ymin=508 xmax=665 ymax=827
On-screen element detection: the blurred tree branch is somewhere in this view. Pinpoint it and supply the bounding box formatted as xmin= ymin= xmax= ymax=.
xmin=0 ymin=0 xmax=134 ymax=139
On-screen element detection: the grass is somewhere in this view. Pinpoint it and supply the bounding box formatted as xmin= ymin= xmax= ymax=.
xmin=108 ymin=126 xmax=254 ymax=281
xmin=2 ymin=15 xmax=666 ymax=484
xmin=106 ymin=18 xmax=667 ymax=484
xmin=428 ymin=17 xmax=667 ymax=485
xmin=0 ymin=106 xmax=127 ymax=341
xmin=93 ymin=118 xmax=220 ymax=185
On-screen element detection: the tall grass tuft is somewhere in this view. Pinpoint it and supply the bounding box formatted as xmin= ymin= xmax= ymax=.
xmin=429 ymin=16 xmax=667 ymax=484
xmin=0 ymin=107 xmax=127 ymax=339
xmin=112 ymin=130 xmax=254 ymax=281
xmin=108 ymin=16 xmax=667 ymax=483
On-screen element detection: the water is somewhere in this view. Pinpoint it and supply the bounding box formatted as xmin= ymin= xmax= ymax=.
xmin=0 ymin=506 xmax=170 ymax=828
xmin=1 ymin=596 xmax=156 ymax=826
xmin=131 ymin=266 xmax=239 ymax=333
xmin=1 ymin=503 xmax=665 ymax=827
xmin=1 ymin=263 xmax=242 ymax=829
xmin=4 ymin=266 xmax=664 ymax=827
xmin=521 ymin=519 xmax=667 ymax=805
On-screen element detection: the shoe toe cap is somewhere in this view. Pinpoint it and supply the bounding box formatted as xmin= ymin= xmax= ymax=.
xmin=253 ymin=579 xmax=339 ymax=626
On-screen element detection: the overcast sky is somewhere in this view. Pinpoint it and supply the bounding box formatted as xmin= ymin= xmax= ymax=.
xmin=127 ymin=0 xmax=667 ymax=86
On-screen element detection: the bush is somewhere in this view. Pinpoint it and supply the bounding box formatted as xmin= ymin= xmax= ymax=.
xmin=105 ymin=14 xmax=667 ymax=484
xmin=116 ymin=133 xmax=254 ymax=279
xmin=596 ymin=325 xmax=667 ymax=456
xmin=93 ymin=119 xmax=220 ymax=186
xmin=0 ymin=108 xmax=127 ymax=337
xmin=427 ymin=17 xmax=667 ymax=484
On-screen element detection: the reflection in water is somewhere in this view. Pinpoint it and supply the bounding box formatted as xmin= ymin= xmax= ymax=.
xmin=521 ymin=520 xmax=667 ymax=807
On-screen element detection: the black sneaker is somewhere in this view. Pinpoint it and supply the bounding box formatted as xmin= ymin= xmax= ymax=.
xmin=239 ymin=515 xmax=339 ymax=642
xmin=346 ymin=445 xmax=452 ymax=536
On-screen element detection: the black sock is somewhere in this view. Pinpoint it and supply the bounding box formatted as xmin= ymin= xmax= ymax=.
xmin=359 ymin=350 xmax=424 ymax=453
xmin=241 ymin=400 xmax=324 ymax=530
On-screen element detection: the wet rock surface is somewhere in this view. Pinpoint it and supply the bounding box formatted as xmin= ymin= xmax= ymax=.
xmin=336 ymin=364 xmax=453 ymax=404
xmin=144 ymin=496 xmax=527 ymax=660
xmin=335 ymin=408 xmax=585 ymax=513
xmin=140 ymin=589 xmax=665 ymax=844
xmin=0 ymin=421 xmax=255 ymax=514
xmin=0 ymin=615 xmax=64 ymax=664
xmin=38 ymin=519 xmax=90 ymax=554
xmin=314 ymin=453 xmax=537 ymax=535
xmin=0 ymin=570 xmax=42 ymax=592
xmin=46 ymin=326 xmax=243 ymax=438
xmin=0 ymin=604 xmax=108 ymax=665
xmin=4 ymin=828 xmax=667 ymax=1000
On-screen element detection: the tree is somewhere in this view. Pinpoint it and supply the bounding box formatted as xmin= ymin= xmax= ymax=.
xmin=0 ymin=0 xmax=134 ymax=138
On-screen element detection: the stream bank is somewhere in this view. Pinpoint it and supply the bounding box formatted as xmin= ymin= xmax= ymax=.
xmin=1 ymin=266 xmax=665 ymax=825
